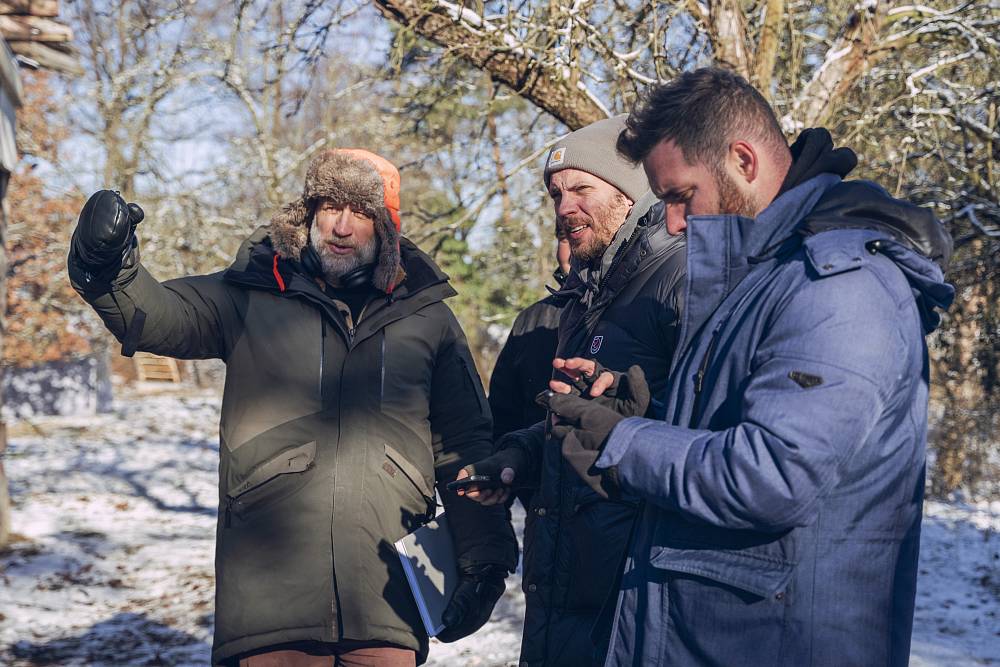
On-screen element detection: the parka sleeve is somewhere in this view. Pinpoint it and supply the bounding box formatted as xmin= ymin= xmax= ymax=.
xmin=429 ymin=307 xmax=518 ymax=573
xmin=70 ymin=257 xmax=243 ymax=361
xmin=596 ymin=264 xmax=921 ymax=532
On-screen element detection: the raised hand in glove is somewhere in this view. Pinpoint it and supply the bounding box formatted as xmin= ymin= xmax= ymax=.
xmin=437 ymin=564 xmax=507 ymax=642
xmin=536 ymin=364 xmax=650 ymax=498
xmin=71 ymin=190 xmax=145 ymax=272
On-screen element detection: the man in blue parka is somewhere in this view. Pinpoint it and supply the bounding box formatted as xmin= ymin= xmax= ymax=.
xmin=539 ymin=68 xmax=955 ymax=666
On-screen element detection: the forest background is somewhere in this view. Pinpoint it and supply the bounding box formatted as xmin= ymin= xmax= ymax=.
xmin=4 ymin=0 xmax=998 ymax=498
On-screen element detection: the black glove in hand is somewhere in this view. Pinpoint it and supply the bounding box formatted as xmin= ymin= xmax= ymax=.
xmin=581 ymin=363 xmax=651 ymax=419
xmin=538 ymin=364 xmax=651 ymax=451
xmin=437 ymin=564 xmax=506 ymax=642
xmin=537 ymin=365 xmax=650 ymax=498
xmin=72 ymin=190 xmax=145 ymax=270
xmin=559 ymin=432 xmax=622 ymax=500
xmin=464 ymin=443 xmax=531 ymax=489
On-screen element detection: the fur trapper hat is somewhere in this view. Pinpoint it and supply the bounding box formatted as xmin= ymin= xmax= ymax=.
xmin=270 ymin=148 xmax=403 ymax=293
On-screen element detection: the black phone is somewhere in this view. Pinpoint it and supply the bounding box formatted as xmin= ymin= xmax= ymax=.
xmin=446 ymin=475 xmax=501 ymax=492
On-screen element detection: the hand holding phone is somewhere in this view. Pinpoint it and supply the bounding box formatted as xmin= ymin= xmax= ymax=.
xmin=446 ymin=475 xmax=501 ymax=493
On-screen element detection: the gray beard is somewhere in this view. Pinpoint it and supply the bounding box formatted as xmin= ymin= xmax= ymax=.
xmin=310 ymin=232 xmax=378 ymax=286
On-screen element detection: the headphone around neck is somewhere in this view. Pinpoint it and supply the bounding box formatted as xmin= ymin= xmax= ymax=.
xmin=299 ymin=243 xmax=374 ymax=290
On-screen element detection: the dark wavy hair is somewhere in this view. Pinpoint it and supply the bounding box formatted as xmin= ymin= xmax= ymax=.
xmin=617 ymin=67 xmax=787 ymax=169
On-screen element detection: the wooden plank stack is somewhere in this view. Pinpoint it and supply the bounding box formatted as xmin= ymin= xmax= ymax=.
xmin=134 ymin=352 xmax=182 ymax=385
xmin=0 ymin=1 xmax=82 ymax=76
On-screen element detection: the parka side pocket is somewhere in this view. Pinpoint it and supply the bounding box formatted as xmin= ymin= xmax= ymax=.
xmin=649 ymin=546 xmax=794 ymax=599
xmin=649 ymin=546 xmax=794 ymax=663
xmin=384 ymin=443 xmax=436 ymax=524
xmin=225 ymin=441 xmax=317 ymax=525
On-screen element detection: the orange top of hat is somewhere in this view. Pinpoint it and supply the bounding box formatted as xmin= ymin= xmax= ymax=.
xmin=336 ymin=148 xmax=401 ymax=230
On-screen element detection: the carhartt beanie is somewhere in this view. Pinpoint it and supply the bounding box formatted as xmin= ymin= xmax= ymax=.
xmin=269 ymin=148 xmax=403 ymax=293
xmin=543 ymin=115 xmax=649 ymax=203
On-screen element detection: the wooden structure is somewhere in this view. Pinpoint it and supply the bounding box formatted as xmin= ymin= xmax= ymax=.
xmin=0 ymin=34 xmax=20 ymax=549
xmin=0 ymin=0 xmax=76 ymax=547
xmin=133 ymin=352 xmax=182 ymax=385
xmin=0 ymin=1 xmax=80 ymax=75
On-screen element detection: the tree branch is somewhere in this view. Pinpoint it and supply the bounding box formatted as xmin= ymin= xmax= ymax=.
xmin=784 ymin=0 xmax=885 ymax=130
xmin=373 ymin=0 xmax=609 ymax=130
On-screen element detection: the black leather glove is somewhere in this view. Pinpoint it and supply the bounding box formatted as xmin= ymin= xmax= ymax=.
xmin=437 ymin=563 xmax=507 ymax=642
xmin=71 ymin=190 xmax=145 ymax=270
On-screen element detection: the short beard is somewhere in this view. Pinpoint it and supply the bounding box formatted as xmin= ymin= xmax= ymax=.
xmin=713 ymin=167 xmax=760 ymax=218
xmin=310 ymin=230 xmax=378 ymax=286
xmin=565 ymin=194 xmax=631 ymax=265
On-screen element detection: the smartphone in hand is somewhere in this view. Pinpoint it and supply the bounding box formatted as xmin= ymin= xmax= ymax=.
xmin=446 ymin=475 xmax=501 ymax=493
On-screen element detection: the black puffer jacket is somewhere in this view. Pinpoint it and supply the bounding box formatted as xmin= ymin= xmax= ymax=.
xmin=510 ymin=197 xmax=686 ymax=667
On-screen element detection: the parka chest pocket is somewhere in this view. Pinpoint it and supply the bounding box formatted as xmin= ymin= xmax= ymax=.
xmin=225 ymin=441 xmax=317 ymax=525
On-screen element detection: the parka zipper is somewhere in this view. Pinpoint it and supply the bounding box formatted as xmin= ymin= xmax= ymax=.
xmin=690 ymin=325 xmax=721 ymax=425
xmin=319 ymin=318 xmax=326 ymax=403
xmin=687 ymin=256 xmax=783 ymax=427
xmin=348 ymin=299 xmax=374 ymax=340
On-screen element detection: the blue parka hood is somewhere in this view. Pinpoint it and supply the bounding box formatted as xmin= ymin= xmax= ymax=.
xmin=796 ymin=179 xmax=954 ymax=333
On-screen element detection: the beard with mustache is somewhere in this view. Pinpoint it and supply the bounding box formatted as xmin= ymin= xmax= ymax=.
xmin=310 ymin=229 xmax=379 ymax=286
xmin=559 ymin=193 xmax=632 ymax=265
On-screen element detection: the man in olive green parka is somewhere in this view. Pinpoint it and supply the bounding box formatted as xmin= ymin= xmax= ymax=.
xmin=68 ymin=148 xmax=518 ymax=666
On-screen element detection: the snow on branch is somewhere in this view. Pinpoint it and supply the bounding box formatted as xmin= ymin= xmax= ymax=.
xmin=373 ymin=0 xmax=610 ymax=129
xmin=783 ymin=0 xmax=884 ymax=132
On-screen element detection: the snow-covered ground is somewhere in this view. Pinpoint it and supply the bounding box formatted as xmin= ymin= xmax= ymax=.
xmin=0 ymin=391 xmax=997 ymax=666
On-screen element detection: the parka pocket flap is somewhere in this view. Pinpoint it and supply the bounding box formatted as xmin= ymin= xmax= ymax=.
xmin=649 ymin=546 xmax=794 ymax=598
xmin=384 ymin=443 xmax=434 ymax=499
xmin=228 ymin=441 xmax=317 ymax=500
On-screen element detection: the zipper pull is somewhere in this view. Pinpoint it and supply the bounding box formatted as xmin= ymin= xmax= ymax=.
xmin=694 ymin=369 xmax=705 ymax=394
